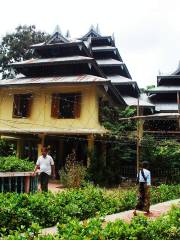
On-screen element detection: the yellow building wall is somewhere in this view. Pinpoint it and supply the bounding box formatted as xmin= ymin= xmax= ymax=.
xmin=0 ymin=84 xmax=106 ymax=134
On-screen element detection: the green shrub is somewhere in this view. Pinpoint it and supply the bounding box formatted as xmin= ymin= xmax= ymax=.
xmin=2 ymin=208 xmax=179 ymax=239
xmin=0 ymin=139 xmax=15 ymax=157
xmin=0 ymin=156 xmax=34 ymax=172
xmin=0 ymin=184 xmax=179 ymax=235
xmin=57 ymin=207 xmax=180 ymax=240
xmin=59 ymin=150 xmax=87 ymax=188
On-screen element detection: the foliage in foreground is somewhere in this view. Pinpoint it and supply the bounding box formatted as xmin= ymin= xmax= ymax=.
xmin=0 ymin=184 xmax=179 ymax=236
xmin=0 ymin=156 xmax=34 ymax=172
xmin=57 ymin=207 xmax=180 ymax=240
xmin=2 ymin=207 xmax=180 ymax=239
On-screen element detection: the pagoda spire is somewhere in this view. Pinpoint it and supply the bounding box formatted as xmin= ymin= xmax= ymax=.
xmin=112 ymin=32 xmax=115 ymax=42
xmin=82 ymin=24 xmax=101 ymax=39
xmin=89 ymin=24 xmax=95 ymax=31
xmin=96 ymin=24 xmax=100 ymax=34
xmin=46 ymin=25 xmax=69 ymax=44
xmin=65 ymin=29 xmax=71 ymax=38
xmin=53 ymin=25 xmax=62 ymax=35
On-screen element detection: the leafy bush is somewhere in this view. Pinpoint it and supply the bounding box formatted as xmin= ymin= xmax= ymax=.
xmin=0 ymin=139 xmax=15 ymax=156
xmin=154 ymin=140 xmax=180 ymax=168
xmin=0 ymin=184 xmax=179 ymax=235
xmin=57 ymin=207 xmax=180 ymax=240
xmin=2 ymin=207 xmax=179 ymax=239
xmin=59 ymin=150 xmax=87 ymax=188
xmin=0 ymin=156 xmax=34 ymax=172
xmin=142 ymin=136 xmax=180 ymax=169
xmin=88 ymin=105 xmax=137 ymax=186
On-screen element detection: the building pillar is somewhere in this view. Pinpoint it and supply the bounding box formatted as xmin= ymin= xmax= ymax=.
xmin=24 ymin=176 xmax=30 ymax=193
xmin=58 ymin=139 xmax=64 ymax=169
xmin=16 ymin=139 xmax=23 ymax=158
xmin=87 ymin=134 xmax=94 ymax=167
xmin=37 ymin=134 xmax=45 ymax=157
xmin=101 ymin=141 xmax=107 ymax=167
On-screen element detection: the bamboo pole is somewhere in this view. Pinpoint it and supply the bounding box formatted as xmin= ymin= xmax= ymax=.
xmin=177 ymin=91 xmax=180 ymax=130
xmin=136 ymin=98 xmax=140 ymax=174
xmin=87 ymin=134 xmax=94 ymax=167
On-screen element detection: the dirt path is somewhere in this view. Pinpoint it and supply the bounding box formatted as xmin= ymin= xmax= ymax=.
xmin=105 ymin=198 xmax=180 ymax=223
xmin=41 ymin=198 xmax=180 ymax=235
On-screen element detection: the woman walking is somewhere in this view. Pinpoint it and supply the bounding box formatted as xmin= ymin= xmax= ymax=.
xmin=134 ymin=161 xmax=151 ymax=215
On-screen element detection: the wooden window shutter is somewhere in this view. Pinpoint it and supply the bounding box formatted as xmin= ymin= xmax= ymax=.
xmin=51 ymin=94 xmax=60 ymax=118
xmin=13 ymin=95 xmax=20 ymax=117
xmin=74 ymin=93 xmax=81 ymax=118
xmin=26 ymin=94 xmax=33 ymax=117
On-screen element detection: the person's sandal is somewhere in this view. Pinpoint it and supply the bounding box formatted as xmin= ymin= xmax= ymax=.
xmin=133 ymin=210 xmax=137 ymax=216
xmin=144 ymin=211 xmax=152 ymax=216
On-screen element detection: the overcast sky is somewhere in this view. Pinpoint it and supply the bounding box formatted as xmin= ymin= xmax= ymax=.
xmin=0 ymin=0 xmax=180 ymax=87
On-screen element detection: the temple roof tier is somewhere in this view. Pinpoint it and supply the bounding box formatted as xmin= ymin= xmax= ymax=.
xmin=0 ymin=74 xmax=109 ymax=87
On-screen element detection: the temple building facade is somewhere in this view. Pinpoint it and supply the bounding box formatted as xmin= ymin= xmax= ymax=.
xmin=0 ymin=25 xmax=152 ymax=174
xmin=146 ymin=64 xmax=180 ymax=132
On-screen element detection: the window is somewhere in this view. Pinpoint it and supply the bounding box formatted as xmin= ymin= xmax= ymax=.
xmin=13 ymin=94 xmax=32 ymax=118
xmin=51 ymin=93 xmax=81 ymax=119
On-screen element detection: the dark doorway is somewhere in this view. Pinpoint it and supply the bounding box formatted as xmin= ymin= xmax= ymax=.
xmin=45 ymin=136 xmax=88 ymax=178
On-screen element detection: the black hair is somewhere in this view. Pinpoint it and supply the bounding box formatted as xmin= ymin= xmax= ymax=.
xmin=41 ymin=146 xmax=48 ymax=152
xmin=142 ymin=161 xmax=149 ymax=169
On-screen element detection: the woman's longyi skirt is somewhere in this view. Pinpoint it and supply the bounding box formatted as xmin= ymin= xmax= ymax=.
xmin=136 ymin=182 xmax=150 ymax=212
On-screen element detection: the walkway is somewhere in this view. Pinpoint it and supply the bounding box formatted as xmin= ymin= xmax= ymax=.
xmin=41 ymin=198 xmax=180 ymax=235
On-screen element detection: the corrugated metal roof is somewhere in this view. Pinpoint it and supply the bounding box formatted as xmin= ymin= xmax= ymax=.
xmin=157 ymin=75 xmax=180 ymax=78
xmin=31 ymin=40 xmax=82 ymax=48
xmin=107 ymin=75 xmax=133 ymax=84
xmin=11 ymin=56 xmax=93 ymax=66
xmin=0 ymin=75 xmax=109 ymax=87
xmin=154 ymin=102 xmax=178 ymax=112
xmin=96 ymin=59 xmax=124 ymax=66
xmin=122 ymin=95 xmax=154 ymax=107
xmin=119 ymin=113 xmax=180 ymax=121
xmin=147 ymin=86 xmax=180 ymax=93
xmin=0 ymin=128 xmax=107 ymax=135
xmin=92 ymin=46 xmax=116 ymax=51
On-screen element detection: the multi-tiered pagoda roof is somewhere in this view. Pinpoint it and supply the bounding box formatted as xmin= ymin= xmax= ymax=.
xmin=1 ymin=27 xmax=125 ymax=105
xmin=147 ymin=64 xmax=180 ymax=112
xmin=81 ymin=25 xmax=153 ymax=109
xmin=1 ymin=25 xmax=153 ymax=109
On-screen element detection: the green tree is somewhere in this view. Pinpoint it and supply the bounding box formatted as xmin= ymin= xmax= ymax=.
xmin=102 ymin=105 xmax=136 ymax=136
xmin=154 ymin=140 xmax=180 ymax=168
xmin=88 ymin=105 xmax=136 ymax=186
xmin=0 ymin=25 xmax=50 ymax=79
xmin=0 ymin=139 xmax=15 ymax=156
xmin=141 ymin=135 xmax=180 ymax=168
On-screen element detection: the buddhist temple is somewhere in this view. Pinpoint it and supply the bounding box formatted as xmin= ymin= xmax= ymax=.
xmin=146 ymin=63 xmax=180 ymax=132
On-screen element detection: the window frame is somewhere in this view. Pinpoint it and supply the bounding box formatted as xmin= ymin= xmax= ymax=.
xmin=12 ymin=93 xmax=33 ymax=118
xmin=51 ymin=92 xmax=81 ymax=119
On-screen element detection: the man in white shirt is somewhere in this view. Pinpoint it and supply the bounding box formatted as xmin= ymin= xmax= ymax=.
xmin=33 ymin=147 xmax=55 ymax=192
xmin=134 ymin=161 xmax=151 ymax=215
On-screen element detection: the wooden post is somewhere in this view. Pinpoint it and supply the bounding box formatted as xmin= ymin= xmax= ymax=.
xmin=136 ymin=98 xmax=140 ymax=173
xmin=16 ymin=139 xmax=23 ymax=158
xmin=177 ymin=92 xmax=180 ymax=130
xmin=58 ymin=139 xmax=64 ymax=169
xmin=101 ymin=141 xmax=107 ymax=167
xmin=87 ymin=134 xmax=94 ymax=167
xmin=136 ymin=99 xmax=144 ymax=174
xmin=38 ymin=134 xmax=45 ymax=157
xmin=24 ymin=176 xmax=30 ymax=193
